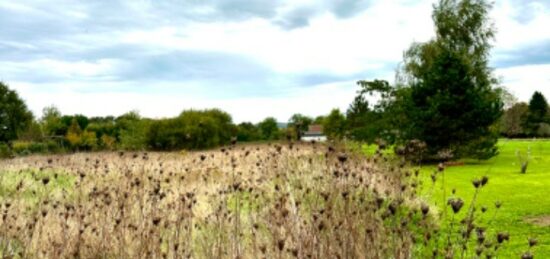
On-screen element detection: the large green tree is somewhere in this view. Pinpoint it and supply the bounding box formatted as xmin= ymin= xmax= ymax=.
xmin=0 ymin=82 xmax=33 ymax=144
xmin=358 ymin=0 xmax=503 ymax=159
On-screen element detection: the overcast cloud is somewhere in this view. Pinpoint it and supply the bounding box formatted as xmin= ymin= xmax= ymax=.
xmin=1 ymin=0 xmax=549 ymax=122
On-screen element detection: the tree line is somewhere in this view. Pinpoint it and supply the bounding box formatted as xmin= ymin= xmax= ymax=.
xmin=2 ymin=0 xmax=543 ymax=161
xmin=0 ymin=81 xmax=351 ymax=157
xmin=500 ymin=91 xmax=550 ymax=138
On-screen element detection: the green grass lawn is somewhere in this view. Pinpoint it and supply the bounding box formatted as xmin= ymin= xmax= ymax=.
xmin=419 ymin=139 xmax=550 ymax=258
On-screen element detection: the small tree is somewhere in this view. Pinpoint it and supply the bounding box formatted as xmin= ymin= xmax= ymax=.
xmin=236 ymin=122 xmax=261 ymax=142
xmin=323 ymin=109 xmax=346 ymax=140
xmin=80 ymin=131 xmax=98 ymax=150
xmin=66 ymin=118 xmax=83 ymax=148
xmin=41 ymin=105 xmax=64 ymax=137
xmin=288 ymin=114 xmax=313 ymax=140
xmin=258 ymin=117 xmax=280 ymax=141
xmin=500 ymin=102 xmax=528 ymax=138
xmin=525 ymin=91 xmax=549 ymax=136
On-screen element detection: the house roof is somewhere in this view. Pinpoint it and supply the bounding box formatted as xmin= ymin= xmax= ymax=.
xmin=304 ymin=124 xmax=324 ymax=136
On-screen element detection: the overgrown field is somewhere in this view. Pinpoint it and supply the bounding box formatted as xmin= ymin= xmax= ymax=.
xmin=1 ymin=143 xmax=436 ymax=259
xmin=419 ymin=139 xmax=550 ymax=258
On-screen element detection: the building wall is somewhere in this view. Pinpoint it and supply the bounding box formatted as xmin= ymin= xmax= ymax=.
xmin=301 ymin=135 xmax=327 ymax=142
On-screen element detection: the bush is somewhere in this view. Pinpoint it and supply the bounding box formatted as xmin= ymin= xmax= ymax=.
xmin=147 ymin=109 xmax=234 ymax=150
xmin=0 ymin=143 xmax=12 ymax=158
xmin=10 ymin=140 xmax=64 ymax=156
xmin=537 ymin=123 xmax=550 ymax=137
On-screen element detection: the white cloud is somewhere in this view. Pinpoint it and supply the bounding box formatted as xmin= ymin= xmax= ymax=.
xmin=118 ymin=1 xmax=434 ymax=76
xmin=2 ymin=0 xmax=550 ymax=122
xmin=493 ymin=0 xmax=550 ymax=51
xmin=496 ymin=64 xmax=550 ymax=101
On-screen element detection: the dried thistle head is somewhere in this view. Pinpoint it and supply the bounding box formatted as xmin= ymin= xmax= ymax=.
xmin=496 ymin=232 xmax=510 ymax=244
xmin=447 ymin=198 xmax=464 ymax=214
xmin=528 ymin=237 xmax=538 ymax=247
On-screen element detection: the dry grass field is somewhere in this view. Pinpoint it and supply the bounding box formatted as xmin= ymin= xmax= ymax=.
xmin=0 ymin=142 xmax=436 ymax=258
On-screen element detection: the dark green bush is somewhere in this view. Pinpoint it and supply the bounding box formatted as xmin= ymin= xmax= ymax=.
xmin=0 ymin=143 xmax=12 ymax=158
xmin=147 ymin=109 xmax=235 ymax=150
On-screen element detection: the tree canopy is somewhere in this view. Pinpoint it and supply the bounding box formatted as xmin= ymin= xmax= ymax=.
xmin=354 ymin=0 xmax=503 ymax=160
xmin=0 ymin=82 xmax=33 ymax=144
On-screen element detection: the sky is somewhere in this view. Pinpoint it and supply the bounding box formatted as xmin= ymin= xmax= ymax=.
xmin=1 ymin=0 xmax=549 ymax=123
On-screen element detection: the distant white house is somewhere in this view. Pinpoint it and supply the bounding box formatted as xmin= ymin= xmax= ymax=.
xmin=301 ymin=124 xmax=327 ymax=142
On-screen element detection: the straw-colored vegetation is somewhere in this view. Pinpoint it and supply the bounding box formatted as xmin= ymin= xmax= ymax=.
xmin=1 ymin=143 xmax=430 ymax=259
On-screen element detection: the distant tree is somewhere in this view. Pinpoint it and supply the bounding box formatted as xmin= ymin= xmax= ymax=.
xmin=500 ymin=103 xmax=528 ymax=138
xmin=80 ymin=130 xmax=98 ymax=150
xmin=258 ymin=117 xmax=280 ymax=141
xmin=236 ymin=122 xmax=261 ymax=142
xmin=288 ymin=114 xmax=313 ymax=140
xmin=524 ymin=91 xmax=549 ymax=136
xmin=61 ymin=115 xmax=89 ymax=134
xmin=0 ymin=82 xmax=34 ymax=145
xmin=66 ymin=118 xmax=83 ymax=148
xmin=19 ymin=120 xmax=43 ymax=142
xmin=495 ymin=86 xmax=517 ymax=110
xmin=147 ymin=109 xmax=234 ymax=150
xmin=528 ymin=92 xmax=548 ymax=119
xmin=117 ymin=111 xmax=150 ymax=150
xmin=323 ymin=109 xmax=346 ymax=140
xmin=313 ymin=115 xmax=326 ymax=125
xmin=41 ymin=105 xmax=64 ymax=137
xmin=356 ymin=80 xmax=409 ymax=144
xmin=100 ymin=134 xmax=116 ymax=150
xmin=346 ymin=94 xmax=373 ymax=141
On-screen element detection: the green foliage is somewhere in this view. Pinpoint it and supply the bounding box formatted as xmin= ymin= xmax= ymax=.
xmin=500 ymin=102 xmax=529 ymax=138
xmin=65 ymin=118 xmax=97 ymax=150
xmin=323 ymin=109 xmax=346 ymax=140
xmin=117 ymin=111 xmax=150 ymax=150
xmin=60 ymin=114 xmax=89 ymax=136
xmin=258 ymin=117 xmax=280 ymax=141
xmin=346 ymin=93 xmax=386 ymax=143
xmin=354 ymin=0 xmax=502 ymax=160
xmin=313 ymin=115 xmax=326 ymax=124
xmin=0 ymin=143 xmax=12 ymax=158
xmin=0 ymin=82 xmax=33 ymax=144
xmin=40 ymin=105 xmax=64 ymax=137
xmin=18 ymin=120 xmax=43 ymax=142
xmin=236 ymin=122 xmax=261 ymax=142
xmin=406 ymin=49 xmax=502 ymax=159
xmin=288 ymin=114 xmax=313 ymax=139
xmin=528 ymin=91 xmax=548 ymax=121
xmin=524 ymin=91 xmax=549 ymax=136
xmin=11 ymin=140 xmax=62 ymax=155
xmin=147 ymin=109 xmax=234 ymax=150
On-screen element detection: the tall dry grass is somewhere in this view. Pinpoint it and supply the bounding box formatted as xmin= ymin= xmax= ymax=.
xmin=1 ymin=142 xmax=436 ymax=258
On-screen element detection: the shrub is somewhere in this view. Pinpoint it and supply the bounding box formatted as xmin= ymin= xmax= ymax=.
xmin=0 ymin=143 xmax=12 ymax=158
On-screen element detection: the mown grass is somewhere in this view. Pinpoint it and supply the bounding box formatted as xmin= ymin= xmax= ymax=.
xmin=419 ymin=139 xmax=550 ymax=257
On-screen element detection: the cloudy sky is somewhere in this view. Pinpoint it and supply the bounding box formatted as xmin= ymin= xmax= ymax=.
xmin=1 ymin=0 xmax=549 ymax=122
